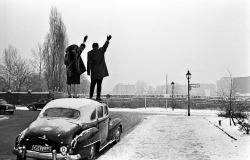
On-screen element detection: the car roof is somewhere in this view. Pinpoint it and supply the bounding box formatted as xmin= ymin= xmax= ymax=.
xmin=39 ymin=98 xmax=105 ymax=123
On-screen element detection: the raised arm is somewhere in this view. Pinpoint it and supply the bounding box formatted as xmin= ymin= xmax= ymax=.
xmin=77 ymin=35 xmax=88 ymax=57
xmin=102 ymin=35 xmax=112 ymax=53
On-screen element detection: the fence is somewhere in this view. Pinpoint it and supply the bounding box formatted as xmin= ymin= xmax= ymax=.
xmin=0 ymin=92 xmax=249 ymax=110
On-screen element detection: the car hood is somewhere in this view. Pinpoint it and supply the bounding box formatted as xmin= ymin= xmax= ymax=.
xmin=24 ymin=118 xmax=86 ymax=144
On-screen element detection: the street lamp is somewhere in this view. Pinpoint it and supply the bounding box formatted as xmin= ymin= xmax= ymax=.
xmin=186 ymin=70 xmax=191 ymax=116
xmin=171 ymin=82 xmax=175 ymax=111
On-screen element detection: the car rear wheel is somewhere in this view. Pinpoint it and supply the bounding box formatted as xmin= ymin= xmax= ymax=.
xmin=0 ymin=109 xmax=5 ymax=115
xmin=16 ymin=155 xmax=26 ymax=160
xmin=115 ymin=126 xmax=121 ymax=143
xmin=28 ymin=105 xmax=35 ymax=111
xmin=86 ymin=144 xmax=96 ymax=160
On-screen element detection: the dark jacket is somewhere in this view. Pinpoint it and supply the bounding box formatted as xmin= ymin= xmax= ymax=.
xmin=64 ymin=43 xmax=86 ymax=77
xmin=87 ymin=41 xmax=110 ymax=80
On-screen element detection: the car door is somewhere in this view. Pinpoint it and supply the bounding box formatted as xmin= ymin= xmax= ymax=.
xmin=97 ymin=105 xmax=109 ymax=145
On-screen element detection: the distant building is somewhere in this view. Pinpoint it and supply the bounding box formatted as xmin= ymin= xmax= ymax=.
xmin=172 ymin=84 xmax=216 ymax=96
xmin=216 ymin=76 xmax=250 ymax=95
xmin=112 ymin=83 xmax=136 ymax=95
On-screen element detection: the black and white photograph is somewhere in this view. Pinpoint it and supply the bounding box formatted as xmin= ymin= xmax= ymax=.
xmin=0 ymin=0 xmax=249 ymax=159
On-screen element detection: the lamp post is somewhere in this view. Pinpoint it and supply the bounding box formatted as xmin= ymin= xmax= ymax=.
xmin=171 ymin=82 xmax=175 ymax=111
xmin=144 ymin=91 xmax=147 ymax=109
xmin=186 ymin=70 xmax=191 ymax=116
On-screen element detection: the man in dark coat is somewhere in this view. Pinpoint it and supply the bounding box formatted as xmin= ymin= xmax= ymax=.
xmin=87 ymin=35 xmax=112 ymax=101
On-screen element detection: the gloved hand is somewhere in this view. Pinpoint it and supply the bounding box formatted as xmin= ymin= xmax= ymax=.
xmin=83 ymin=35 xmax=88 ymax=42
xmin=107 ymin=35 xmax=112 ymax=41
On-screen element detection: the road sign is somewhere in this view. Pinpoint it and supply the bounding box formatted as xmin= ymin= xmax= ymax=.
xmin=190 ymin=84 xmax=200 ymax=88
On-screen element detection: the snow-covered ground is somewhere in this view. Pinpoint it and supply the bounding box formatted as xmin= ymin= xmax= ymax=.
xmin=9 ymin=107 xmax=250 ymax=159
xmin=101 ymin=108 xmax=250 ymax=160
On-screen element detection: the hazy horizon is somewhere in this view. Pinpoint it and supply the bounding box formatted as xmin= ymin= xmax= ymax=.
xmin=1 ymin=0 xmax=249 ymax=91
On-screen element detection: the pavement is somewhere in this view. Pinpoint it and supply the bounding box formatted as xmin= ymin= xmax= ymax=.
xmin=99 ymin=108 xmax=250 ymax=160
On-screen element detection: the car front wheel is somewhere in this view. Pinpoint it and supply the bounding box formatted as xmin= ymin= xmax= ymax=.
xmin=9 ymin=111 xmax=14 ymax=114
xmin=86 ymin=144 xmax=96 ymax=160
xmin=0 ymin=109 xmax=5 ymax=115
xmin=115 ymin=126 xmax=121 ymax=143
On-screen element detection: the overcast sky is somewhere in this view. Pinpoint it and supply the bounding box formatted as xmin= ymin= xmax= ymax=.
xmin=0 ymin=0 xmax=249 ymax=90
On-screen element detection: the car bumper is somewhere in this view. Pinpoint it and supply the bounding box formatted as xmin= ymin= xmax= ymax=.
xmin=13 ymin=147 xmax=81 ymax=160
xmin=6 ymin=109 xmax=15 ymax=112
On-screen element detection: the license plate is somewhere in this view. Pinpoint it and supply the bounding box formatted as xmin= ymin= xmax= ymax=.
xmin=32 ymin=145 xmax=52 ymax=153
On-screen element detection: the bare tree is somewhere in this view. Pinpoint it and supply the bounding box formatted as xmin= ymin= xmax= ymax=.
xmin=217 ymin=69 xmax=239 ymax=125
xmin=31 ymin=43 xmax=44 ymax=91
xmin=31 ymin=44 xmax=44 ymax=80
xmin=12 ymin=58 xmax=31 ymax=91
xmin=0 ymin=45 xmax=31 ymax=91
xmin=0 ymin=76 xmax=7 ymax=91
xmin=43 ymin=7 xmax=68 ymax=92
xmin=0 ymin=45 xmax=17 ymax=90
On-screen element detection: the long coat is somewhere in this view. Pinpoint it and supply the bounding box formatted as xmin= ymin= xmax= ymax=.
xmin=64 ymin=43 xmax=86 ymax=77
xmin=87 ymin=41 xmax=109 ymax=80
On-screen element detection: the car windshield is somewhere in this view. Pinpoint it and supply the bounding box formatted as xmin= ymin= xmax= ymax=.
xmin=0 ymin=100 xmax=7 ymax=104
xmin=42 ymin=108 xmax=80 ymax=119
xmin=39 ymin=99 xmax=47 ymax=103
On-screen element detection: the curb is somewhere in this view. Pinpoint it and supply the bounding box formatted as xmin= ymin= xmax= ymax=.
xmin=204 ymin=117 xmax=237 ymax=141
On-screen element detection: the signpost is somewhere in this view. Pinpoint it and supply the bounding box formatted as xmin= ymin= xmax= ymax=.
xmin=164 ymin=94 xmax=170 ymax=109
xmin=189 ymin=84 xmax=200 ymax=88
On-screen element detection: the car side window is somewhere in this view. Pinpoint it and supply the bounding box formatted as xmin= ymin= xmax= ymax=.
xmin=104 ymin=106 xmax=108 ymax=116
xmin=97 ymin=106 xmax=103 ymax=119
xmin=90 ymin=109 xmax=96 ymax=121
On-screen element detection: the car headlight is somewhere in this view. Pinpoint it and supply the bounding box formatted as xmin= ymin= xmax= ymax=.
xmin=60 ymin=146 xmax=67 ymax=155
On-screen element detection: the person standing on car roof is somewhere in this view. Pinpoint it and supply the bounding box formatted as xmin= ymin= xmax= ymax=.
xmin=87 ymin=35 xmax=112 ymax=101
xmin=64 ymin=35 xmax=88 ymax=98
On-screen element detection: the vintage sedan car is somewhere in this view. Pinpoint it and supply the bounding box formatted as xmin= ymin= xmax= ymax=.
xmin=27 ymin=98 xmax=51 ymax=111
xmin=13 ymin=98 xmax=123 ymax=160
xmin=0 ymin=99 xmax=16 ymax=115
